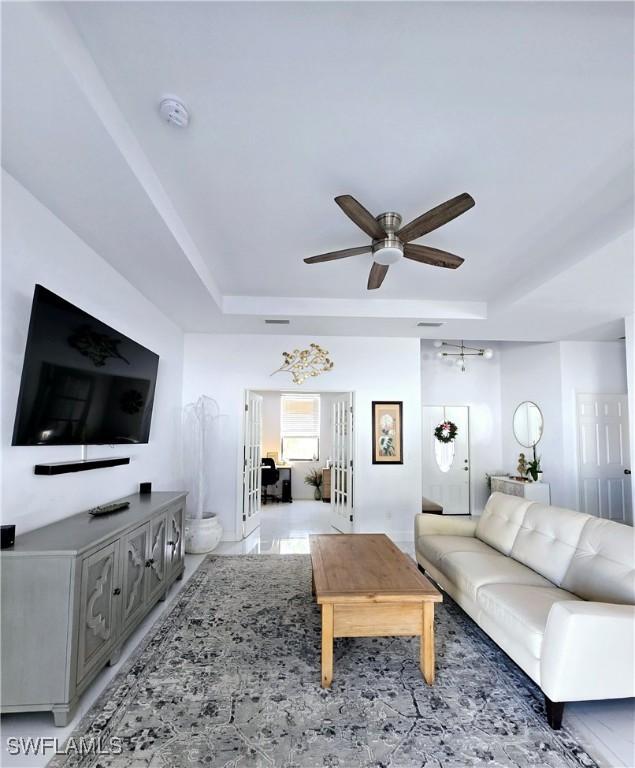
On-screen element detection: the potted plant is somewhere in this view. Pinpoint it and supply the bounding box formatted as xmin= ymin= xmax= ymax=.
xmin=527 ymin=456 xmax=542 ymax=482
xmin=304 ymin=468 xmax=323 ymax=500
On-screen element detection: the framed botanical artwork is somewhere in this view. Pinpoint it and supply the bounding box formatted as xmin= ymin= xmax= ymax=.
xmin=372 ymin=401 xmax=403 ymax=464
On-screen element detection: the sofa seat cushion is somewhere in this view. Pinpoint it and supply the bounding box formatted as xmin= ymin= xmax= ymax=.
xmin=417 ymin=534 xmax=493 ymax=570
xmin=438 ymin=550 xmax=553 ymax=601
xmin=477 ymin=584 xmax=581 ymax=659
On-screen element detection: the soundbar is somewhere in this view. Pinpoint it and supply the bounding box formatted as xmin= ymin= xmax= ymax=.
xmin=34 ymin=457 xmax=130 ymax=475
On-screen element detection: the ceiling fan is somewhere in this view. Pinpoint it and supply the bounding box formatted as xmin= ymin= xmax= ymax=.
xmin=304 ymin=193 xmax=475 ymax=289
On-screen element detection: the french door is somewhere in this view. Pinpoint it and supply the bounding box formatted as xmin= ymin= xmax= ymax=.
xmin=577 ymin=393 xmax=632 ymax=524
xmin=242 ymin=391 xmax=263 ymax=536
xmin=330 ymin=393 xmax=353 ymax=532
xmin=422 ymin=406 xmax=470 ymax=515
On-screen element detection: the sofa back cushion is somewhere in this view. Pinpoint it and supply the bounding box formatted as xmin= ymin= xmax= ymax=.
xmin=561 ymin=517 xmax=635 ymax=605
xmin=476 ymin=493 xmax=533 ymax=555
xmin=510 ymin=504 xmax=590 ymax=586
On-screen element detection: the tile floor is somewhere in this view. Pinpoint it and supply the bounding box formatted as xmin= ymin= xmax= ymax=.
xmin=1 ymin=500 xmax=633 ymax=768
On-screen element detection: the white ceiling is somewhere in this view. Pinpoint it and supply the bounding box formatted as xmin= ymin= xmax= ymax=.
xmin=2 ymin=1 xmax=633 ymax=338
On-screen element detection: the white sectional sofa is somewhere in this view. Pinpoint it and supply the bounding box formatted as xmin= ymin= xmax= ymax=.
xmin=414 ymin=492 xmax=635 ymax=729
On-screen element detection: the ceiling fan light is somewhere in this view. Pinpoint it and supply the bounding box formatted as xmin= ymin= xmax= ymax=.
xmin=436 ymin=351 xmax=444 ymax=359
xmin=483 ymin=348 xmax=494 ymax=360
xmin=432 ymin=340 xmax=443 ymax=348
xmin=374 ymin=246 xmax=402 ymax=266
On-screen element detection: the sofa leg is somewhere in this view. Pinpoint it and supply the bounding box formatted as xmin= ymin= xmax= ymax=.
xmin=544 ymin=696 xmax=565 ymax=729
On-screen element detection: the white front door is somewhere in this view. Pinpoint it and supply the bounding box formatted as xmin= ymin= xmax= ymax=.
xmin=422 ymin=406 xmax=470 ymax=515
xmin=242 ymin=391 xmax=263 ymax=537
xmin=577 ymin=393 xmax=632 ymax=524
xmin=330 ymin=393 xmax=353 ymax=532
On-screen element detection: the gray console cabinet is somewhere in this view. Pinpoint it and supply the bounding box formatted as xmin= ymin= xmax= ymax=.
xmin=0 ymin=492 xmax=186 ymax=726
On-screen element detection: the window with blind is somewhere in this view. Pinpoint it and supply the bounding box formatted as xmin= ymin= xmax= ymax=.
xmin=280 ymin=394 xmax=320 ymax=461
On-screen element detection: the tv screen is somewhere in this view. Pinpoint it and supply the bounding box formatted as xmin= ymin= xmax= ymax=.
xmin=12 ymin=285 xmax=159 ymax=446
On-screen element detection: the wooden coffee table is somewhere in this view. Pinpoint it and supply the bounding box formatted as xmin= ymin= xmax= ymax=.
xmin=309 ymin=533 xmax=442 ymax=688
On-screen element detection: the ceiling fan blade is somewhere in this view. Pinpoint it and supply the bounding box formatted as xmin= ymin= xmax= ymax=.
xmin=397 ymin=193 xmax=475 ymax=243
xmin=335 ymin=195 xmax=386 ymax=240
xmin=304 ymin=245 xmax=372 ymax=264
xmin=403 ymin=243 xmax=464 ymax=269
xmin=367 ymin=262 xmax=389 ymax=289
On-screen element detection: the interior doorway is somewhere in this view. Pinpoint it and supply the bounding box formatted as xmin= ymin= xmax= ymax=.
xmin=240 ymin=389 xmax=355 ymax=540
xmin=576 ymin=393 xmax=632 ymax=524
xmin=422 ymin=405 xmax=470 ymax=515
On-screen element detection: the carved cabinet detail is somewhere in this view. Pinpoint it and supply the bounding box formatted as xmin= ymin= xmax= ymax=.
xmin=166 ymin=504 xmax=185 ymax=577
xmin=77 ymin=541 xmax=119 ymax=683
xmin=147 ymin=513 xmax=167 ymax=603
xmin=121 ymin=523 xmax=149 ymax=633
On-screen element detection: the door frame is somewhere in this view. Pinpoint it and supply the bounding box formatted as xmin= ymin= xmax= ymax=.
xmin=238 ymin=389 xmax=356 ymax=540
xmin=421 ymin=404 xmax=471 ymax=516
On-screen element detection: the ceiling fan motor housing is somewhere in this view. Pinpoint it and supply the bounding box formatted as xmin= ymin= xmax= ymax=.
xmin=373 ymin=212 xmax=403 ymax=264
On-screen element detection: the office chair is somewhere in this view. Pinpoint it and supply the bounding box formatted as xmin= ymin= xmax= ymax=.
xmin=261 ymin=458 xmax=280 ymax=504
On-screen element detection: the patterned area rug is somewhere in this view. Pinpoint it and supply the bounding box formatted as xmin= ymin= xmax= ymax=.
xmin=49 ymin=555 xmax=598 ymax=768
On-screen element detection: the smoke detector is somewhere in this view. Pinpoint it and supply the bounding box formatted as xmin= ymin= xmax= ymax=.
xmin=159 ymin=97 xmax=190 ymax=128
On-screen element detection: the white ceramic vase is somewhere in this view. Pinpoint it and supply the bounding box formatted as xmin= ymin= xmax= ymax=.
xmin=185 ymin=514 xmax=223 ymax=554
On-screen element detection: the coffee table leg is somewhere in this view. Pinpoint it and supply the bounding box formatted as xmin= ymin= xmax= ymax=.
xmin=421 ymin=602 xmax=435 ymax=685
xmin=321 ymin=603 xmax=334 ymax=688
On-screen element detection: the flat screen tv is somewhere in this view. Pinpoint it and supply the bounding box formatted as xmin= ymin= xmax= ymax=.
xmin=12 ymin=285 xmax=159 ymax=446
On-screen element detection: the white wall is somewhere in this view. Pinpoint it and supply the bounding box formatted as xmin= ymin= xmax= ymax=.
xmin=499 ymin=340 xmax=627 ymax=510
xmin=500 ymin=342 xmax=565 ymax=503
xmin=1 ymin=171 xmax=185 ymax=533
xmin=421 ymin=342 xmax=503 ymax=515
xmin=626 ymin=314 xmax=635 ymax=513
xmin=183 ymin=335 xmax=422 ymax=540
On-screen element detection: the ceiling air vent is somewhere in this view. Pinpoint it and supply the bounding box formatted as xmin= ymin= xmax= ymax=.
xmin=417 ymin=322 xmax=444 ymax=327
xmin=265 ymin=319 xmax=290 ymax=325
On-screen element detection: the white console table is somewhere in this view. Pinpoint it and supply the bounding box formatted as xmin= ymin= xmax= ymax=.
xmin=490 ymin=476 xmax=551 ymax=504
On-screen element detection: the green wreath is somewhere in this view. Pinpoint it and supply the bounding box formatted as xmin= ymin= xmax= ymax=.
xmin=434 ymin=420 xmax=458 ymax=444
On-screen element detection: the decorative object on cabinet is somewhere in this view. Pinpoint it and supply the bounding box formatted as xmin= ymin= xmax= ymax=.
xmin=271 ymin=343 xmax=334 ymax=385
xmin=490 ymin=476 xmax=550 ymax=503
xmin=528 ymin=455 xmax=542 ymax=482
xmin=1 ymin=525 xmax=15 ymax=549
xmin=372 ymin=401 xmax=403 ymax=464
xmin=304 ymin=468 xmax=323 ymax=500
xmin=0 ymin=492 xmax=186 ymax=726
xmin=517 ymin=452 xmax=529 ymax=479
xmin=432 ymin=340 xmax=494 ymax=372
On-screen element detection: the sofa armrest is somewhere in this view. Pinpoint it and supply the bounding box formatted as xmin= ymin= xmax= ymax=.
xmin=414 ymin=513 xmax=477 ymax=540
xmin=541 ymin=601 xmax=635 ymax=702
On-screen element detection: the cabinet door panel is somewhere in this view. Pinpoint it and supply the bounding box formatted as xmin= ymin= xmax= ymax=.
xmin=121 ymin=523 xmax=149 ymax=633
xmin=77 ymin=541 xmax=119 ymax=683
xmin=146 ymin=513 xmax=167 ymax=603
xmin=166 ymin=504 xmax=185 ymax=577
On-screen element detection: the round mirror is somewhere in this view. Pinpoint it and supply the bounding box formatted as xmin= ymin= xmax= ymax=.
xmin=513 ymin=401 xmax=544 ymax=448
